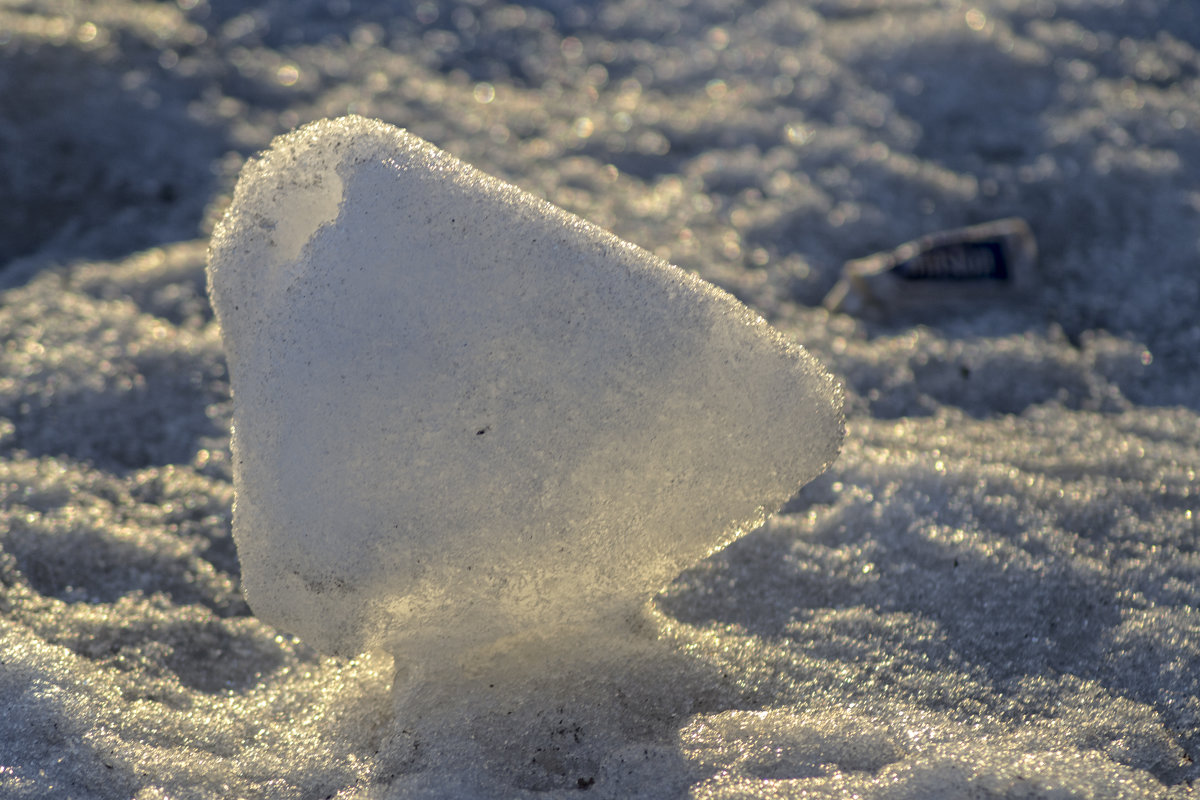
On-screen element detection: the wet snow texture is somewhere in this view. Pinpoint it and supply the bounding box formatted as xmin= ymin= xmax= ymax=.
xmin=2 ymin=0 xmax=1199 ymax=798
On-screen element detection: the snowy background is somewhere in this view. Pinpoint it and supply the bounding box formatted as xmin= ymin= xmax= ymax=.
xmin=1 ymin=0 xmax=1198 ymax=797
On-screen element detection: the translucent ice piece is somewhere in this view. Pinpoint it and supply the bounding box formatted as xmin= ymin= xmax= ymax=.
xmin=207 ymin=116 xmax=843 ymax=661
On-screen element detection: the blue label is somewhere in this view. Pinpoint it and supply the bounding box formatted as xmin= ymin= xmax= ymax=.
xmin=892 ymin=241 xmax=1008 ymax=282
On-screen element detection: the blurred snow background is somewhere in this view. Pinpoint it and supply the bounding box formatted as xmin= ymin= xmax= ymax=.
xmin=0 ymin=0 xmax=1197 ymax=797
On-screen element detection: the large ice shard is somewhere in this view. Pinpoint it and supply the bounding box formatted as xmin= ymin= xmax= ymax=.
xmin=207 ymin=116 xmax=842 ymax=662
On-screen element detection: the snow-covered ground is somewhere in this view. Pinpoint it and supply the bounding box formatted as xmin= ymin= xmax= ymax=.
xmin=1 ymin=1 xmax=1198 ymax=797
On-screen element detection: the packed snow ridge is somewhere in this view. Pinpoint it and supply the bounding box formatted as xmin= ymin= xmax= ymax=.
xmin=207 ymin=115 xmax=843 ymax=669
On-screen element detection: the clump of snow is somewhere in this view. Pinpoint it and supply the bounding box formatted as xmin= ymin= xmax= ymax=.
xmin=207 ymin=116 xmax=843 ymax=663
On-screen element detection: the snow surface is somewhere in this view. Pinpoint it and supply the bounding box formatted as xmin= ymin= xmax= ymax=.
xmin=2 ymin=0 xmax=1199 ymax=798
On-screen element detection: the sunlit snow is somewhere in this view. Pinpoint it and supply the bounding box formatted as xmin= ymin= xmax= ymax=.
xmin=2 ymin=1 xmax=1198 ymax=797
xmin=208 ymin=116 xmax=843 ymax=661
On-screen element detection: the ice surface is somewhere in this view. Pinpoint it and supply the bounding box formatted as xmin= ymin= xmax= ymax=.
xmin=207 ymin=115 xmax=843 ymax=661
xmin=4 ymin=0 xmax=1200 ymax=797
